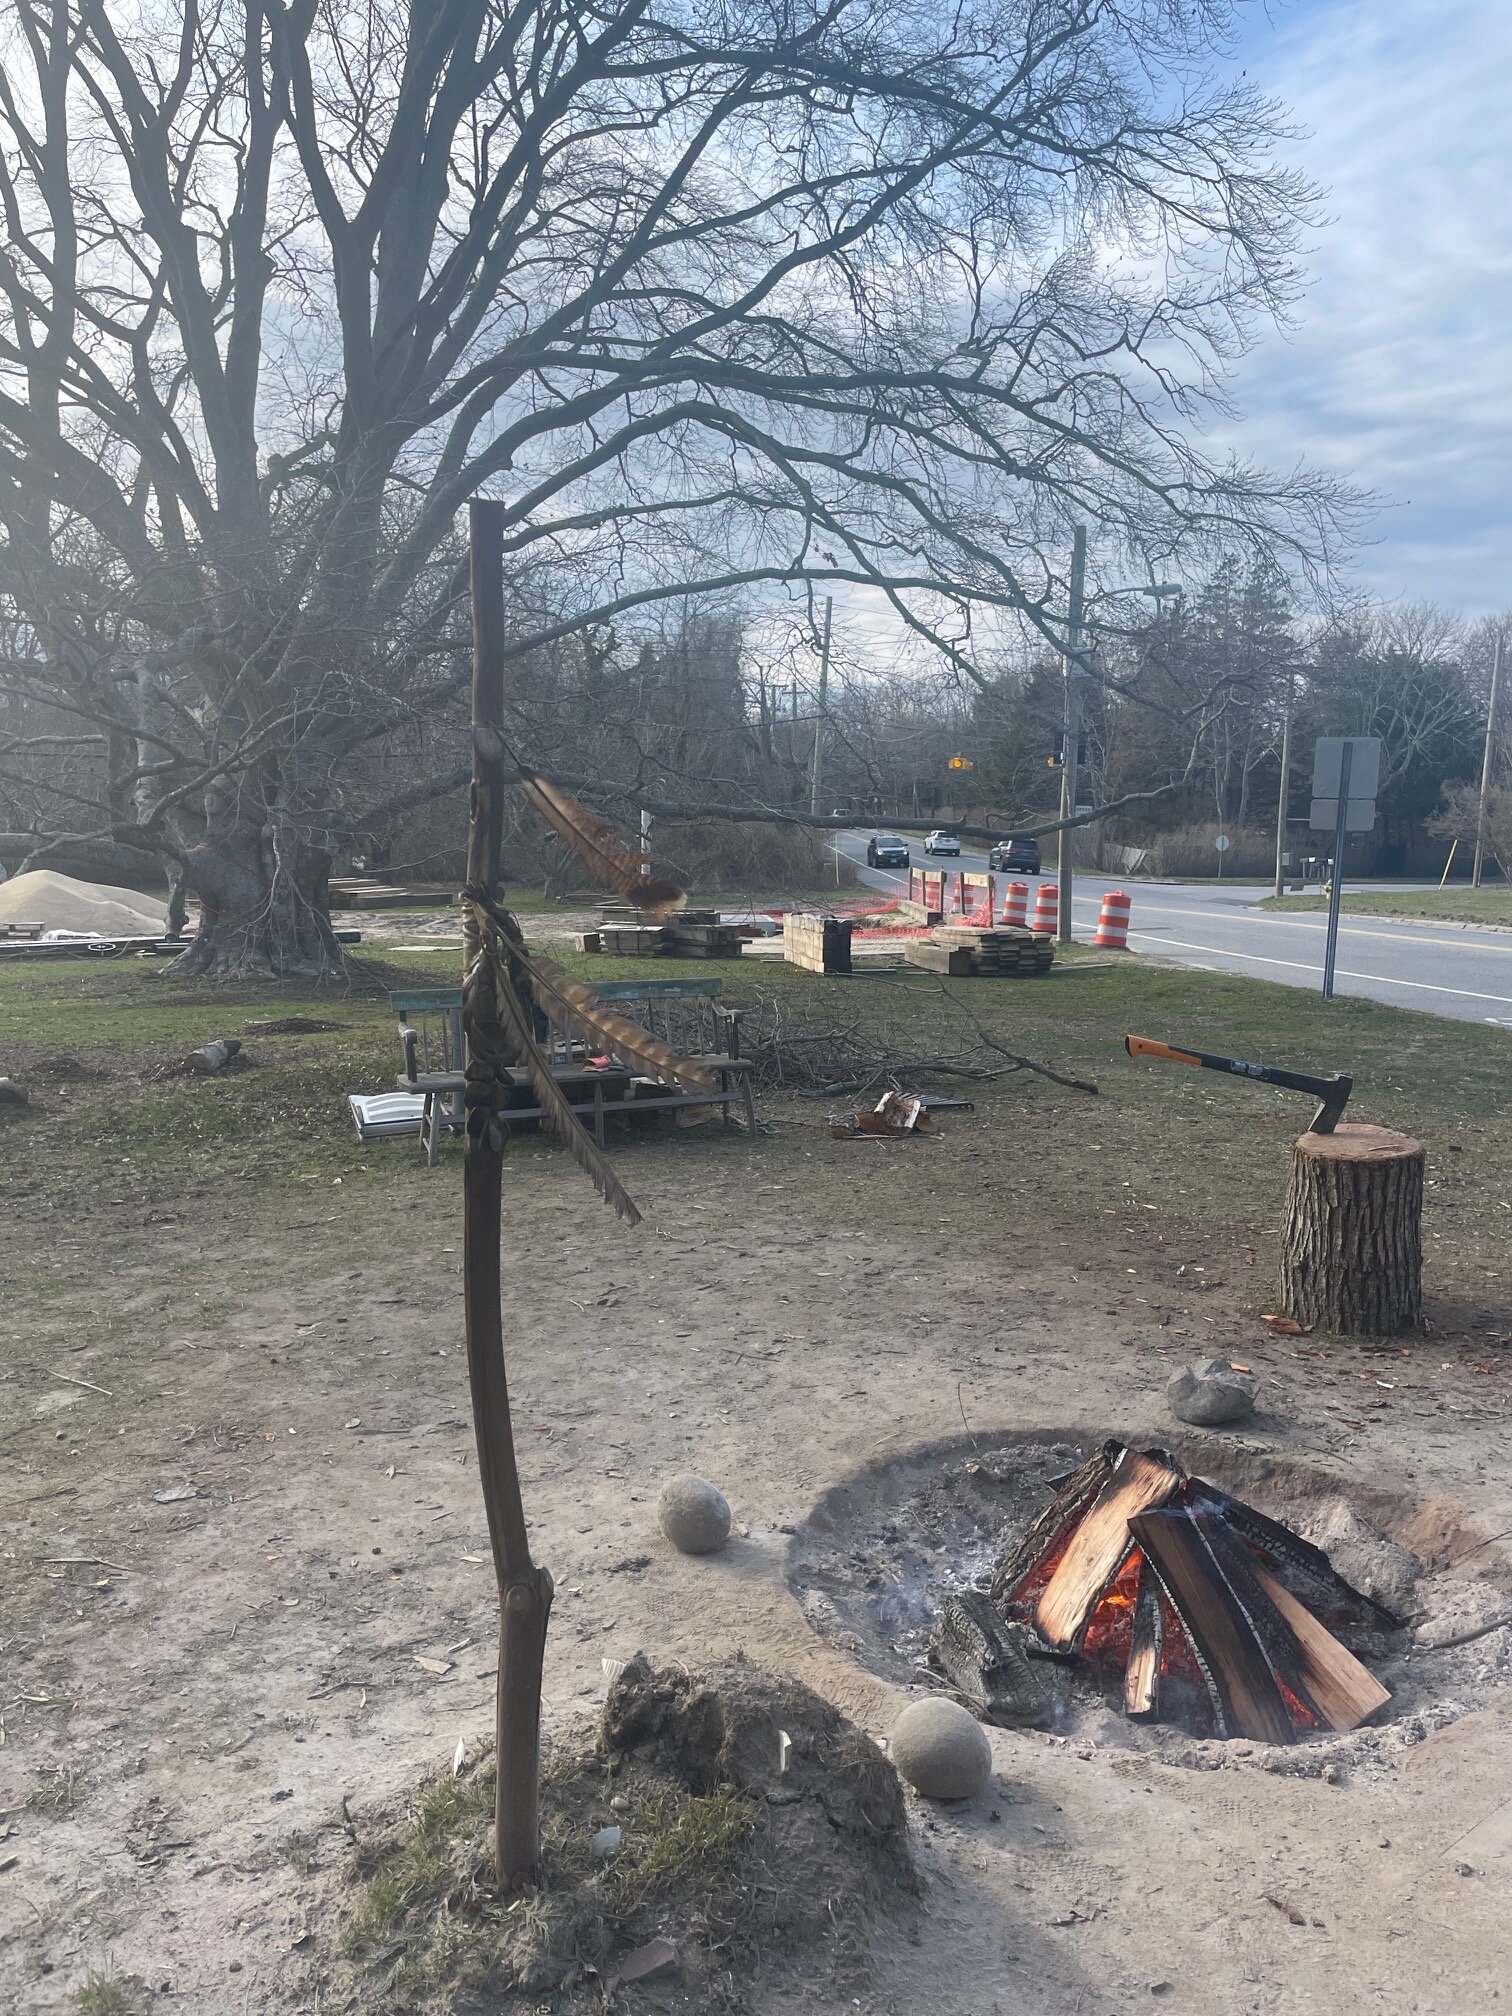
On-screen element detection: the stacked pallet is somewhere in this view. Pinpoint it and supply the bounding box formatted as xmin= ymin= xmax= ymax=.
xmin=928 ymin=926 xmax=1055 ymax=977
xmin=904 ymin=940 xmax=973 ymax=976
xmin=329 ymin=878 xmax=451 ymax=909
xmin=586 ymin=907 xmax=743 ymax=958
xmin=783 ymin=911 xmax=853 ymax=975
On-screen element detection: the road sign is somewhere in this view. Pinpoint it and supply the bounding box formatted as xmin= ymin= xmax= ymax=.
xmin=1310 ymin=736 xmax=1380 ymax=832
xmin=1310 ymin=736 xmax=1381 ymax=1000
xmin=1215 ymin=834 xmax=1230 ymax=853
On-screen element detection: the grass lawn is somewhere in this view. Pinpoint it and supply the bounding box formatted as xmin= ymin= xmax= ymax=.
xmin=1262 ymin=886 xmax=1512 ymax=927
xmin=2 ymin=934 xmax=1508 ymax=1307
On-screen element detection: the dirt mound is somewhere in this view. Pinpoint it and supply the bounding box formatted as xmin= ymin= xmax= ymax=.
xmin=344 ymin=1655 xmax=914 ymax=2012
xmin=0 ymin=868 xmax=163 ymax=936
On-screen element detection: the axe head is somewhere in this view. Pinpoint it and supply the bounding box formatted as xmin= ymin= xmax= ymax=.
xmin=1307 ymin=1074 xmax=1353 ymax=1134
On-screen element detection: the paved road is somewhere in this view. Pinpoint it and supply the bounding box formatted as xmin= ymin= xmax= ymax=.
xmin=835 ymin=833 xmax=1512 ymax=1028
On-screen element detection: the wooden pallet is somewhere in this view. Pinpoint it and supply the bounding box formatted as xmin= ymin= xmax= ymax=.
xmin=932 ymin=926 xmax=1055 ymax=977
xmin=905 ymin=940 xmax=973 ymax=976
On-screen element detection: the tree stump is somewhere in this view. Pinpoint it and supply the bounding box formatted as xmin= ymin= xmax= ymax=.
xmin=1279 ymin=1124 xmax=1424 ymax=1335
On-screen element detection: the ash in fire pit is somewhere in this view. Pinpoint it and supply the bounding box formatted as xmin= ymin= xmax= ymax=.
xmin=786 ymin=1430 xmax=1512 ymax=1767
xmin=939 ymin=1439 xmax=1395 ymax=1744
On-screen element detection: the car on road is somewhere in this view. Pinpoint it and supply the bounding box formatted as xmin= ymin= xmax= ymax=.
xmin=923 ymin=829 xmax=961 ymax=856
xmin=866 ymin=833 xmax=911 ymax=868
xmin=988 ymin=836 xmax=1042 ymax=875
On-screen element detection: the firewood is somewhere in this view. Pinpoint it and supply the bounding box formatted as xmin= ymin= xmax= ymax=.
xmin=1250 ymin=1565 xmax=1391 ymax=1731
xmin=1186 ymin=1479 xmax=1398 ymax=1631
xmin=1131 ymin=1503 xmax=1317 ymax=1744
xmin=1032 ymin=1446 xmax=1184 ymax=1653
xmin=991 ymin=1444 xmax=1116 ymax=1614
xmin=928 ymin=1590 xmax=1046 ymax=1726
xmin=1123 ymin=1558 xmax=1163 ymax=1720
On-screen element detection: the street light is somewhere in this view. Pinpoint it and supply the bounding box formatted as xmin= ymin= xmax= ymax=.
xmin=1057 ymin=543 xmax=1182 ymax=944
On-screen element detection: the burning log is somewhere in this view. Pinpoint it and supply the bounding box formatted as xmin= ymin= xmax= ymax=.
xmin=950 ymin=1442 xmax=1396 ymax=1746
xmin=929 ymin=1590 xmax=1046 ymax=1727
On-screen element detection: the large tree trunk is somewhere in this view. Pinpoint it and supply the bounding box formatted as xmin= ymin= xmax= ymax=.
xmin=1279 ymin=1123 xmax=1424 ymax=1336
xmin=166 ymin=812 xmax=345 ymax=981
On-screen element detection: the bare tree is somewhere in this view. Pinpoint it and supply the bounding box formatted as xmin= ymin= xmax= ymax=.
xmin=0 ymin=0 xmax=1356 ymax=972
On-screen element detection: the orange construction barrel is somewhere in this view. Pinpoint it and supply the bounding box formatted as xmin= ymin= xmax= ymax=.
xmin=1094 ymin=889 xmax=1132 ymax=949
xmin=1000 ymin=880 xmax=1029 ymax=927
xmin=1032 ymin=881 xmax=1058 ymax=935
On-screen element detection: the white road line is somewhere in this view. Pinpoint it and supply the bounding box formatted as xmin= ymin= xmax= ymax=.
xmin=1125 ymin=930 xmax=1512 ymax=1007
xmin=1071 ymin=893 xmax=1511 ymax=958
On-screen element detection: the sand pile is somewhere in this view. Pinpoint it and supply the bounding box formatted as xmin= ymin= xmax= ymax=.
xmin=0 ymin=869 xmax=165 ymax=937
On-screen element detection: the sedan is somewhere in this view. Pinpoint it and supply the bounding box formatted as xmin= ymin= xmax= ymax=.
xmin=923 ymin=829 xmax=961 ymax=856
xmin=866 ymin=833 xmax=911 ymax=867
xmin=988 ymin=836 xmax=1042 ymax=875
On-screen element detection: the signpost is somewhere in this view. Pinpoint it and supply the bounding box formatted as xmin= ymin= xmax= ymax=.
xmin=1310 ymin=737 xmax=1381 ymax=1000
xmin=1215 ymin=833 xmax=1230 ymax=880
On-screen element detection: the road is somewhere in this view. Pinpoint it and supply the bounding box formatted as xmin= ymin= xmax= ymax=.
xmin=835 ymin=833 xmax=1512 ymax=1028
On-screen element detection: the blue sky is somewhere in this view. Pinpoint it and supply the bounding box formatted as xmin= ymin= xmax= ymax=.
xmin=1224 ymin=0 xmax=1512 ymax=612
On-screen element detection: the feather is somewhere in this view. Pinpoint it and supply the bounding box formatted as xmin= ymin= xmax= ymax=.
xmin=485 ymin=946 xmax=643 ymax=1227
xmin=518 ymin=775 xmax=685 ymax=914
xmin=527 ymin=956 xmax=719 ymax=1093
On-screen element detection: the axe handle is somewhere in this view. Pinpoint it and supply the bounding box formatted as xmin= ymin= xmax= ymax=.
xmin=1124 ymin=1035 xmax=1345 ymax=1105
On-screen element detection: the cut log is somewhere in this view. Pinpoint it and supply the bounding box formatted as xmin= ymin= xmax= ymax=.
xmin=1187 ymin=1479 xmax=1398 ymax=1631
xmin=1032 ymin=1446 xmax=1184 ymax=1652
xmin=1132 ymin=1503 xmax=1327 ymax=1744
xmin=1279 ymin=1124 xmax=1424 ymax=1336
xmin=1250 ymin=1565 xmax=1391 ymax=1731
xmin=991 ymin=1444 xmax=1117 ymax=1615
xmin=1123 ymin=1558 xmax=1163 ymax=1720
xmin=928 ymin=1589 xmax=1046 ymax=1726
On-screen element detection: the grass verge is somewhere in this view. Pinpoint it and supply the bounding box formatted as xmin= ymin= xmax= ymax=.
xmin=1 ymin=933 xmax=1508 ymax=1304
xmin=1261 ymin=887 xmax=1512 ymax=927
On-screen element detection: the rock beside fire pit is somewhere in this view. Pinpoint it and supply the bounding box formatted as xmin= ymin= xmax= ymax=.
xmin=1167 ymin=1358 xmax=1257 ymax=1427
xmin=658 ymin=1474 xmax=732 ymax=1554
xmin=889 ymin=1698 xmax=992 ymax=1801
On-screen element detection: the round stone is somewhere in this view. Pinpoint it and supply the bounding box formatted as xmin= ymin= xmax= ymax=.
xmin=657 ymin=1474 xmax=732 ymax=1555
xmin=889 ymin=1698 xmax=992 ymax=1801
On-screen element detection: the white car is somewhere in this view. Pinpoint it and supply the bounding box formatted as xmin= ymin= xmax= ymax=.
xmin=923 ymin=829 xmax=961 ymax=856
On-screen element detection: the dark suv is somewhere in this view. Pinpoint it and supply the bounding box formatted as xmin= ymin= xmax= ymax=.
xmin=988 ymin=836 xmax=1042 ymax=875
xmin=866 ymin=833 xmax=911 ymax=868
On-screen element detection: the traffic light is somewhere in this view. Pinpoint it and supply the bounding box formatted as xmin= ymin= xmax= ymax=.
xmin=1047 ymin=730 xmax=1065 ymax=770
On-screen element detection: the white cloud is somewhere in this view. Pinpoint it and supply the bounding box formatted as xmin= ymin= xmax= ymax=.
xmin=1222 ymin=0 xmax=1512 ymax=609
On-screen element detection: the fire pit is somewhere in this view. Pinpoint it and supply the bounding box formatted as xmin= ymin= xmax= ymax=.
xmin=786 ymin=1430 xmax=1512 ymax=1764
xmin=933 ymin=1440 xmax=1393 ymax=1743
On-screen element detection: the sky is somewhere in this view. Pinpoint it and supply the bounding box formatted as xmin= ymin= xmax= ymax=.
xmin=1225 ymin=0 xmax=1512 ymax=613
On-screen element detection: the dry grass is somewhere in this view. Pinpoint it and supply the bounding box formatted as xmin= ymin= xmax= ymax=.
xmin=345 ymin=1752 xmax=757 ymax=2010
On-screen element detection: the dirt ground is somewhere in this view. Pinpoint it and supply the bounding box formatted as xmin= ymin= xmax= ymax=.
xmin=3 ymin=968 xmax=1511 ymax=2013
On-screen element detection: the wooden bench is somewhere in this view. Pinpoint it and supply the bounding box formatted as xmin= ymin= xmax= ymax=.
xmin=391 ymin=977 xmax=755 ymax=1164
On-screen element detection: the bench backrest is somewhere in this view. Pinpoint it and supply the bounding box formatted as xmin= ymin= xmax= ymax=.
xmin=391 ymin=987 xmax=464 ymax=1083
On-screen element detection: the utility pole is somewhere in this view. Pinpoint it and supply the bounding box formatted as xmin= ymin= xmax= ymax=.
xmin=1472 ymin=633 xmax=1504 ymax=889
xmin=1273 ymin=688 xmax=1293 ymax=900
xmin=1056 ymin=525 xmax=1087 ymax=946
xmin=808 ymin=595 xmax=833 ymax=818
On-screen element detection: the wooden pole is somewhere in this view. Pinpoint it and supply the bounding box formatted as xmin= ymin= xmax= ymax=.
xmin=1279 ymin=1123 xmax=1424 ymax=1336
xmin=464 ymin=499 xmax=554 ymax=1888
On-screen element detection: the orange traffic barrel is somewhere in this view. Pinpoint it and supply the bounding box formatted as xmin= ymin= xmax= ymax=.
xmin=1032 ymin=881 xmax=1058 ymax=935
xmin=1094 ymin=889 xmax=1132 ymax=948
xmin=1000 ymin=880 xmax=1029 ymax=927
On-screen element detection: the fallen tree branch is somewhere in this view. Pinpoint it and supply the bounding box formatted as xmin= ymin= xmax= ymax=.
xmin=936 ymin=985 xmax=1101 ymax=1095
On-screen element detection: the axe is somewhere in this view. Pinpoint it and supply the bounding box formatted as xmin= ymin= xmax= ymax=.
xmin=1124 ymin=1036 xmax=1352 ymax=1134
